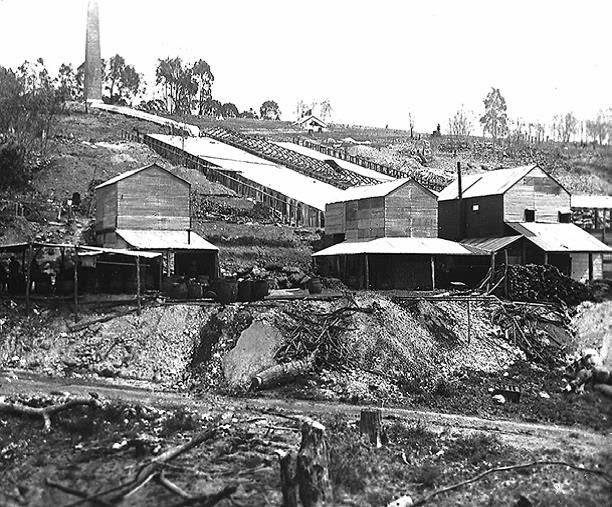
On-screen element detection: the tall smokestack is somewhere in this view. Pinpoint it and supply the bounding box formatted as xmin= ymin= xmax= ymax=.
xmin=84 ymin=0 xmax=102 ymax=104
xmin=457 ymin=161 xmax=464 ymax=240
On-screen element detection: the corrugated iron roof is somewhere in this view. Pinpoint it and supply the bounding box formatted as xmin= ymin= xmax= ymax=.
xmin=295 ymin=114 xmax=328 ymax=128
xmin=460 ymin=236 xmax=523 ymax=254
xmin=96 ymin=163 xmax=190 ymax=189
xmin=312 ymin=237 xmax=473 ymax=257
xmin=506 ymin=222 xmax=612 ymax=253
xmin=571 ymin=194 xmax=612 ymax=209
xmin=438 ymin=165 xmax=538 ymax=201
xmin=327 ymin=179 xmax=413 ymax=204
xmin=116 ymin=229 xmax=218 ymax=251
xmin=78 ymin=246 xmax=162 ymax=258
xmin=273 ymin=142 xmax=394 ymax=182
xmin=151 ymin=134 xmax=345 ymax=211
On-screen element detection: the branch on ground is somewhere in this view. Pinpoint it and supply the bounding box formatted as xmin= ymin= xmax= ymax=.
xmin=411 ymin=460 xmax=612 ymax=506
xmin=0 ymin=396 xmax=101 ymax=432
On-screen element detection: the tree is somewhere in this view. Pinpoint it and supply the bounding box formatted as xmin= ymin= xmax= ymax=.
xmin=56 ymin=63 xmax=78 ymax=101
xmin=1 ymin=60 xmax=64 ymax=157
xmin=295 ymin=99 xmax=307 ymax=119
xmin=554 ymin=112 xmax=577 ymax=144
xmin=240 ymin=108 xmax=258 ymax=119
xmin=105 ymin=54 xmax=141 ymax=105
xmin=221 ymin=102 xmax=239 ymax=118
xmin=319 ymin=99 xmax=332 ymax=121
xmin=408 ymin=112 xmax=415 ymax=138
xmin=448 ymin=106 xmax=472 ymax=137
xmin=586 ymin=110 xmax=610 ymax=145
xmin=201 ymin=98 xmax=223 ymax=117
xmin=155 ymin=57 xmax=197 ymax=114
xmin=260 ymin=100 xmax=280 ymax=120
xmin=479 ymin=87 xmax=508 ymax=141
xmin=0 ymin=143 xmax=28 ymax=189
xmin=191 ymin=59 xmax=214 ymax=115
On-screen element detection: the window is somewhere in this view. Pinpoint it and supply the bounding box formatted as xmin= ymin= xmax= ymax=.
xmin=559 ymin=211 xmax=572 ymax=223
xmin=472 ymin=204 xmax=480 ymax=213
xmin=525 ymin=209 xmax=535 ymax=222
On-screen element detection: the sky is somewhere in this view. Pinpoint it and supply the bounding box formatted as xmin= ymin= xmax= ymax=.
xmin=0 ymin=0 xmax=610 ymax=131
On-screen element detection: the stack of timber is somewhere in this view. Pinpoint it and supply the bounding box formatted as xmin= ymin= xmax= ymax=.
xmin=506 ymin=264 xmax=594 ymax=306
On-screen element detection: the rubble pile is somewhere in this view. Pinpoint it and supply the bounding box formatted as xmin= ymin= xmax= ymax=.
xmin=492 ymin=302 xmax=574 ymax=364
xmin=506 ymin=264 xmax=594 ymax=306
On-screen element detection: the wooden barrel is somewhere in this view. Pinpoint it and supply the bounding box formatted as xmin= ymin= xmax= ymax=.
xmin=237 ymin=280 xmax=254 ymax=302
xmin=187 ymin=281 xmax=203 ymax=299
xmin=307 ymin=277 xmax=322 ymax=294
xmin=171 ymin=282 xmax=188 ymax=299
xmin=252 ymin=279 xmax=269 ymax=300
xmin=214 ymin=279 xmax=238 ymax=304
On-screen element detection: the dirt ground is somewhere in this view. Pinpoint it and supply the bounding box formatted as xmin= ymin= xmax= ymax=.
xmin=0 ymin=373 xmax=610 ymax=507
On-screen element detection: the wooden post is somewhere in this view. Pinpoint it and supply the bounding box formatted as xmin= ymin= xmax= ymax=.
xmin=603 ymin=208 xmax=607 ymax=244
xmin=364 ymin=254 xmax=370 ymax=290
xmin=503 ymin=248 xmax=509 ymax=298
xmin=359 ymin=409 xmax=388 ymax=448
xmin=296 ymin=420 xmax=332 ymax=507
xmin=488 ymin=252 xmax=496 ymax=291
xmin=588 ymin=253 xmax=594 ymax=281
xmin=136 ymin=255 xmax=142 ymax=315
xmin=430 ymin=255 xmax=436 ymax=290
xmin=543 ymin=252 xmax=549 ymax=265
xmin=24 ymin=243 xmax=33 ymax=314
xmin=73 ymin=245 xmax=79 ymax=323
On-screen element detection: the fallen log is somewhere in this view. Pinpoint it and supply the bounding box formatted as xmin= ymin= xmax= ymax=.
xmin=251 ymin=353 xmax=316 ymax=391
xmin=68 ymin=308 xmax=139 ymax=332
xmin=0 ymin=396 xmax=101 ymax=432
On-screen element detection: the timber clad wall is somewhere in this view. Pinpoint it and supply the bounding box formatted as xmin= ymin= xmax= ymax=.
xmin=95 ymin=185 xmax=117 ymax=231
xmin=116 ymin=167 xmax=190 ymax=230
xmin=439 ymin=195 xmax=505 ymax=240
xmin=570 ymin=253 xmax=603 ymax=281
xmin=325 ymin=180 xmax=438 ymax=240
xmin=385 ymin=184 xmax=437 ymax=237
xmin=504 ymin=167 xmax=570 ymax=222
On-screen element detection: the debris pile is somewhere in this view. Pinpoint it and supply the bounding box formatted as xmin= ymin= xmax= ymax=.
xmin=506 ymin=264 xmax=594 ymax=306
xmin=191 ymin=194 xmax=278 ymax=224
xmin=492 ymin=302 xmax=573 ymax=364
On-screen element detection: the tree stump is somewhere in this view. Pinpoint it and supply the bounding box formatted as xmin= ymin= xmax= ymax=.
xmin=359 ymin=408 xmax=388 ymax=448
xmin=296 ymin=420 xmax=332 ymax=507
xmin=277 ymin=450 xmax=298 ymax=507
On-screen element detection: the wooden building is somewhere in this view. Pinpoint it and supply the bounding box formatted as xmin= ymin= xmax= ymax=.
xmin=325 ymin=179 xmax=438 ymax=242
xmin=438 ymin=165 xmax=612 ymax=281
xmin=295 ymin=114 xmax=328 ymax=133
xmin=313 ymin=179 xmax=471 ymax=290
xmin=95 ymin=163 xmax=219 ymax=280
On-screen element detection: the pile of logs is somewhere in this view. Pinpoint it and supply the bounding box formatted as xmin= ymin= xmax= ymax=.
xmin=492 ymin=302 xmax=573 ymax=364
xmin=275 ymin=302 xmax=372 ymax=370
xmin=506 ymin=264 xmax=593 ymax=306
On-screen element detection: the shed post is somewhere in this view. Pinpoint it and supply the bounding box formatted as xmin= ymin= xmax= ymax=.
xmin=73 ymin=245 xmax=79 ymax=323
xmin=430 ymin=255 xmax=436 ymax=290
xmin=588 ymin=253 xmax=593 ymax=281
xmin=136 ymin=255 xmax=142 ymax=315
xmin=543 ymin=252 xmax=549 ymax=265
xmin=364 ymin=254 xmax=370 ymax=290
xmin=603 ymin=208 xmax=607 ymax=244
xmin=25 ymin=243 xmax=33 ymax=314
xmin=503 ymin=248 xmax=509 ymax=298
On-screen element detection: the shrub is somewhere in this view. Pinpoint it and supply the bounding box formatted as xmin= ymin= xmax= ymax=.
xmin=0 ymin=143 xmax=28 ymax=189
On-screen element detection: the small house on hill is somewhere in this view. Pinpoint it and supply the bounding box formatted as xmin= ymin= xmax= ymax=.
xmin=314 ymin=179 xmax=472 ymax=289
xmin=95 ymin=163 xmax=219 ymax=280
xmin=438 ymin=164 xmax=612 ymax=281
xmin=295 ymin=114 xmax=328 ymax=133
